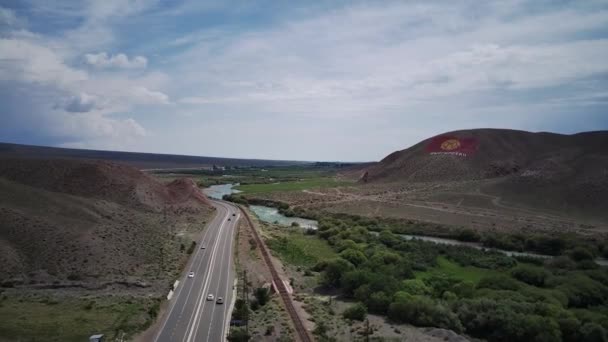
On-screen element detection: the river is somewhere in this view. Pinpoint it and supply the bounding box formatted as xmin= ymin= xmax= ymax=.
xmin=249 ymin=205 xmax=318 ymax=229
xmin=202 ymin=183 xmax=241 ymax=200
xmin=397 ymin=233 xmax=608 ymax=266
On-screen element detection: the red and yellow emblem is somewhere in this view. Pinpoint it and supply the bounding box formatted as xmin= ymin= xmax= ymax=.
xmin=440 ymin=139 xmax=461 ymax=151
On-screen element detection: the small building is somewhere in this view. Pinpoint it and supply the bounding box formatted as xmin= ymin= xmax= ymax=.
xmin=89 ymin=334 xmax=104 ymax=342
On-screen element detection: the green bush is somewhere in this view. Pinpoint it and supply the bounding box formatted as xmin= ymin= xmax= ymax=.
xmin=511 ymin=265 xmax=550 ymax=287
xmin=339 ymin=249 xmax=367 ymax=266
xmin=569 ymin=247 xmax=595 ymax=262
xmin=321 ymin=258 xmax=354 ymax=288
xmin=580 ymin=322 xmax=608 ymax=342
xmin=557 ymin=274 xmax=608 ymax=308
xmin=343 ymin=302 xmax=367 ymax=321
xmin=402 ymin=279 xmax=431 ymax=296
xmin=477 ymin=275 xmax=521 ymax=291
xmin=367 ymin=291 xmax=391 ymax=314
xmin=253 ymin=287 xmax=270 ymax=306
xmin=387 ymin=295 xmax=462 ymax=332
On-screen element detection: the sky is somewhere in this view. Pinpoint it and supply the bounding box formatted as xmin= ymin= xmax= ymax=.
xmin=1 ymin=0 xmax=608 ymax=162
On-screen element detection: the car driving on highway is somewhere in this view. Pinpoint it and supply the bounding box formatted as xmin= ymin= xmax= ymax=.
xmin=188 ymin=272 xmax=194 ymax=278
xmin=216 ymin=297 xmax=224 ymax=304
xmin=207 ymin=294 xmax=214 ymax=301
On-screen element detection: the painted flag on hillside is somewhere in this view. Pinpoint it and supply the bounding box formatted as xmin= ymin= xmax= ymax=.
xmin=426 ymin=136 xmax=478 ymax=157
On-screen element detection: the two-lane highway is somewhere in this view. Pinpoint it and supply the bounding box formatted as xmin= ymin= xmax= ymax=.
xmin=155 ymin=200 xmax=239 ymax=342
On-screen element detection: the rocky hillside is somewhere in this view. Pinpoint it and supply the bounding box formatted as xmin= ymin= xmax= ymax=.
xmin=0 ymin=158 xmax=211 ymax=211
xmin=363 ymin=129 xmax=608 ymax=216
xmin=0 ymin=158 xmax=213 ymax=288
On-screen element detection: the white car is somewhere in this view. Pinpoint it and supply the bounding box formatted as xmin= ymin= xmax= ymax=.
xmin=216 ymin=297 xmax=224 ymax=304
xmin=187 ymin=272 xmax=194 ymax=278
xmin=207 ymin=294 xmax=214 ymax=301
xmin=200 ymin=245 xmax=206 ymax=249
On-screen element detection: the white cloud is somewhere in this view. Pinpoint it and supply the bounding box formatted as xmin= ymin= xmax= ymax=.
xmin=0 ymin=38 xmax=87 ymax=87
xmin=63 ymin=92 xmax=99 ymax=112
xmin=170 ymin=1 xmax=608 ymax=120
xmin=2 ymin=0 xmax=608 ymax=160
xmin=84 ymin=52 xmax=148 ymax=69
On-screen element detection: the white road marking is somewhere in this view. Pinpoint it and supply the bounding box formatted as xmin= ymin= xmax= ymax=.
xmin=183 ymin=204 xmax=230 ymax=342
xmin=153 ymin=205 xmax=226 ymax=342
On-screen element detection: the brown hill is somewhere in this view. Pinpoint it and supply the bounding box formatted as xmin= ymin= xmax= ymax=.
xmin=0 ymin=158 xmax=213 ymax=288
xmin=0 ymin=158 xmax=211 ymax=211
xmin=363 ymin=129 xmax=608 ymax=216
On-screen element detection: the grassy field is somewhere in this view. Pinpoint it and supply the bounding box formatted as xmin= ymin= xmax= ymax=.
xmin=0 ymin=293 xmax=160 ymax=342
xmin=415 ymin=256 xmax=502 ymax=284
xmin=152 ymin=164 xmax=355 ymax=191
xmin=236 ymin=178 xmax=353 ymax=194
xmin=267 ymin=230 xmax=337 ymax=267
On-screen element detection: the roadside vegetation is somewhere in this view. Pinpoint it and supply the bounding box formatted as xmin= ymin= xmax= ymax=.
xmin=248 ymin=205 xmax=608 ymax=341
xmin=301 ymin=214 xmax=608 ymax=342
xmin=0 ymin=292 xmax=160 ymax=342
xmin=267 ymin=231 xmax=337 ymax=267
xmin=235 ymin=178 xmax=352 ymax=194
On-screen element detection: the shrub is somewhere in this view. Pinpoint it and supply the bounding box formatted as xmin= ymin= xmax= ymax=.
xmin=227 ymin=327 xmax=250 ymax=342
xmin=401 ymin=279 xmax=431 ymax=296
xmin=254 ymin=287 xmax=270 ymax=306
xmin=511 ymin=265 xmax=550 ymax=287
xmin=477 ymin=275 xmax=521 ymax=291
xmin=569 ymin=247 xmax=595 ymax=262
xmin=339 ymin=249 xmax=367 ymax=266
xmin=452 ymin=281 xmax=475 ymax=298
xmin=557 ymin=274 xmax=608 ymax=308
xmin=387 ymin=295 xmax=462 ymax=332
xmin=456 ymin=298 xmax=561 ymax=342
xmin=580 ymin=322 xmax=608 ymax=342
xmin=343 ymin=302 xmax=367 ymax=321
xmin=368 ymin=291 xmax=391 ymax=314
xmin=321 ymin=258 xmax=354 ymax=288
xmin=457 ymin=229 xmax=481 ymax=242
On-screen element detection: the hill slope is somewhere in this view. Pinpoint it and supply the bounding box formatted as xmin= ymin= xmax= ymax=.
xmin=363 ymin=129 xmax=608 ymax=216
xmin=0 ymin=158 xmax=213 ymax=288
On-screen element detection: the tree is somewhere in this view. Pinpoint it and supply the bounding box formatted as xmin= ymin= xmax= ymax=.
xmin=378 ymin=230 xmax=400 ymax=247
xmin=401 ymin=279 xmax=431 ymax=296
xmin=321 ymin=258 xmax=354 ymax=288
xmin=388 ymin=295 xmax=462 ymax=332
xmin=343 ymin=302 xmax=367 ymax=321
xmin=368 ymin=291 xmax=391 ymax=314
xmin=580 ymin=323 xmax=608 ymax=342
xmin=424 ymin=273 xmax=461 ymax=296
xmin=227 ymin=327 xmax=250 ymax=342
xmin=511 ymin=265 xmax=550 ymax=287
xmin=477 ymin=274 xmax=521 ymax=291
xmin=254 ymin=287 xmax=270 ymax=306
xmin=339 ymin=248 xmax=368 ymax=266
xmin=457 ymin=229 xmax=481 ymax=242
xmin=557 ymin=274 xmax=608 ymax=307
xmin=354 ymin=284 xmax=372 ymax=302
xmin=452 ymin=281 xmax=475 ymax=298
xmin=569 ymin=247 xmax=595 ymax=262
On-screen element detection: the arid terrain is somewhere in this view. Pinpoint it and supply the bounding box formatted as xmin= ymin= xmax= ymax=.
xmin=0 ymin=158 xmax=214 ymax=287
xmin=246 ymin=129 xmax=608 ymax=238
xmin=0 ymin=158 xmax=214 ymax=341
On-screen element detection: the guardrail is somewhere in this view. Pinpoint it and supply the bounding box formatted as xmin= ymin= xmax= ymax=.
xmin=237 ymin=205 xmax=313 ymax=342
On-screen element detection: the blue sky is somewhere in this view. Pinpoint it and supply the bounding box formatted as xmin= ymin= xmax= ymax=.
xmin=1 ymin=0 xmax=607 ymax=161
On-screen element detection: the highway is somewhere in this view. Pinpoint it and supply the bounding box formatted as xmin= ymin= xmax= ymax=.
xmin=154 ymin=200 xmax=239 ymax=342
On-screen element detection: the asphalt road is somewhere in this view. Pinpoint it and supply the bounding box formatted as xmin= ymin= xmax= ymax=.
xmin=154 ymin=200 xmax=239 ymax=342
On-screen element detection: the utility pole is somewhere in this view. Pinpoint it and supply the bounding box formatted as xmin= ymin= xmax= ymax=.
xmin=365 ymin=319 xmax=371 ymax=342
xmin=243 ymin=270 xmax=249 ymax=336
